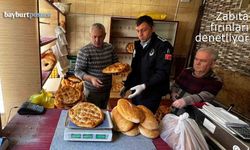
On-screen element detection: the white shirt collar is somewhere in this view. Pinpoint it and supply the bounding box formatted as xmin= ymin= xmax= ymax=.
xmin=140 ymin=38 xmax=151 ymax=49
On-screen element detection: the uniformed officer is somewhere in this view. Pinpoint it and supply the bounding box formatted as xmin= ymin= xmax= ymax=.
xmin=120 ymin=15 xmax=173 ymax=113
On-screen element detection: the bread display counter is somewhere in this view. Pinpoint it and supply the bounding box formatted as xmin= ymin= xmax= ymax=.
xmin=2 ymin=109 xmax=171 ymax=150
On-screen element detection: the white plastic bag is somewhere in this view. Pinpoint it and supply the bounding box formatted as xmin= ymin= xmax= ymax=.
xmin=160 ymin=113 xmax=209 ymax=150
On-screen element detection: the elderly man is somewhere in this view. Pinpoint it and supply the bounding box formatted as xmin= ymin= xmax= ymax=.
xmin=75 ymin=23 xmax=118 ymax=109
xmin=171 ymin=47 xmax=223 ymax=111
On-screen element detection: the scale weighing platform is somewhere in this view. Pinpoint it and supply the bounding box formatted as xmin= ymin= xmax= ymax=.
xmin=64 ymin=110 xmax=113 ymax=142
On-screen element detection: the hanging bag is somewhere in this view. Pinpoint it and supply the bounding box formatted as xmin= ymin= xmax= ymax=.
xmin=160 ymin=113 xmax=209 ymax=150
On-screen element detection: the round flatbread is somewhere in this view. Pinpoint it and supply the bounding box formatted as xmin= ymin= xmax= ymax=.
xmin=69 ymin=102 xmax=104 ymax=128
xmin=55 ymin=86 xmax=81 ymax=105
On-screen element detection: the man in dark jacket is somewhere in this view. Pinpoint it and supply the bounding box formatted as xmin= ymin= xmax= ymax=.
xmin=120 ymin=15 xmax=173 ymax=113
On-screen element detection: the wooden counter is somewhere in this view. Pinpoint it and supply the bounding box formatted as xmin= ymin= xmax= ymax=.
xmin=2 ymin=109 xmax=171 ymax=150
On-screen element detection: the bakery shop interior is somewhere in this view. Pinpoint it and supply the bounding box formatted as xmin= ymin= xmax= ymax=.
xmin=0 ymin=0 xmax=250 ymax=149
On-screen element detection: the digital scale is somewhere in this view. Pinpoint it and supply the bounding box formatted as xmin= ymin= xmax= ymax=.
xmin=64 ymin=110 xmax=113 ymax=142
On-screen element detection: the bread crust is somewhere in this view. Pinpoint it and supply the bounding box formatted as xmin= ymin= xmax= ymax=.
xmin=54 ymin=86 xmax=82 ymax=110
xmin=61 ymin=77 xmax=83 ymax=91
xmin=102 ymin=62 xmax=130 ymax=74
xmin=137 ymin=105 xmax=159 ymax=130
xmin=69 ymin=102 xmax=104 ymax=128
xmin=138 ymin=125 xmax=160 ymax=139
xmin=122 ymin=125 xmax=140 ymax=136
xmin=41 ymin=51 xmax=56 ymax=71
xmin=111 ymin=106 xmax=134 ymax=132
xmin=126 ymin=42 xmax=134 ymax=54
xmin=116 ymin=99 xmax=145 ymax=123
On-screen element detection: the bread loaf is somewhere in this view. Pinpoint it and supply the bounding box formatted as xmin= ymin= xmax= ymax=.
xmin=117 ymin=99 xmax=145 ymax=123
xmin=138 ymin=125 xmax=160 ymax=139
xmin=137 ymin=105 xmax=159 ymax=130
xmin=111 ymin=106 xmax=134 ymax=132
xmin=41 ymin=50 xmax=56 ymax=71
xmin=122 ymin=125 xmax=140 ymax=136
xmin=41 ymin=57 xmax=55 ymax=71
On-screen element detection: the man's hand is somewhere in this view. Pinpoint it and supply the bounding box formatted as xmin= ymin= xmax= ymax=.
xmin=128 ymin=84 xmax=146 ymax=99
xmin=171 ymin=92 xmax=179 ymax=101
xmin=83 ymin=74 xmax=103 ymax=88
xmin=172 ymin=98 xmax=186 ymax=109
xmin=119 ymin=86 xmax=127 ymax=98
xmin=90 ymin=77 xmax=103 ymax=88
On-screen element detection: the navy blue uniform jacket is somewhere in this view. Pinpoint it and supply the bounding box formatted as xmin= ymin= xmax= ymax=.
xmin=124 ymin=32 xmax=173 ymax=112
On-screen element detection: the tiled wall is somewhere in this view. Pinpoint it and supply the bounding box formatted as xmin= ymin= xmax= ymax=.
xmin=66 ymin=14 xmax=111 ymax=55
xmin=197 ymin=0 xmax=250 ymax=75
xmin=62 ymin=0 xmax=201 ymax=57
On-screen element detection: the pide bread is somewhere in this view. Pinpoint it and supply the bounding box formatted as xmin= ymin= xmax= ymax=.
xmin=138 ymin=125 xmax=160 ymax=139
xmin=111 ymin=106 xmax=134 ymax=132
xmin=111 ymin=82 xmax=124 ymax=92
xmin=102 ymin=62 xmax=130 ymax=74
xmin=55 ymin=86 xmax=81 ymax=105
xmin=61 ymin=76 xmax=83 ymax=91
xmin=137 ymin=105 xmax=159 ymax=130
xmin=122 ymin=125 xmax=140 ymax=136
xmin=54 ymin=86 xmax=82 ymax=109
xmin=69 ymin=102 xmax=104 ymax=128
xmin=117 ymin=99 xmax=145 ymax=123
xmin=54 ymin=75 xmax=84 ymax=109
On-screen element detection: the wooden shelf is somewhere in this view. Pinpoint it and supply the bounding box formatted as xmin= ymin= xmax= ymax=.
xmin=44 ymin=0 xmax=66 ymax=16
xmin=39 ymin=21 xmax=50 ymax=25
xmin=39 ymin=0 xmax=67 ymax=87
xmin=40 ymin=37 xmax=56 ymax=46
xmin=41 ymin=64 xmax=56 ymax=86
xmin=42 ymin=70 xmax=52 ymax=85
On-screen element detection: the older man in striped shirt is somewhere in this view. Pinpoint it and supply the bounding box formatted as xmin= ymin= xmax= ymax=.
xmin=75 ymin=23 xmax=118 ymax=109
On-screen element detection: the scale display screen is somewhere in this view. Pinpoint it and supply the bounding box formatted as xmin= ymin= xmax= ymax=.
xmin=82 ymin=134 xmax=93 ymax=139
xmin=64 ymin=110 xmax=113 ymax=141
xmin=70 ymin=134 xmax=108 ymax=139
xmin=96 ymin=134 xmax=107 ymax=139
xmin=71 ymin=134 xmax=81 ymax=139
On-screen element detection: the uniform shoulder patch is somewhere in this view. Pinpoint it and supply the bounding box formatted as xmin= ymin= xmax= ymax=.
xmin=164 ymin=48 xmax=172 ymax=60
xmin=157 ymin=35 xmax=167 ymax=42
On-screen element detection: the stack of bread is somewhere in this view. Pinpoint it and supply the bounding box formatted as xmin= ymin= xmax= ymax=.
xmin=54 ymin=75 xmax=84 ymax=109
xmin=111 ymin=99 xmax=160 ymax=139
xmin=41 ymin=50 xmax=56 ymax=72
